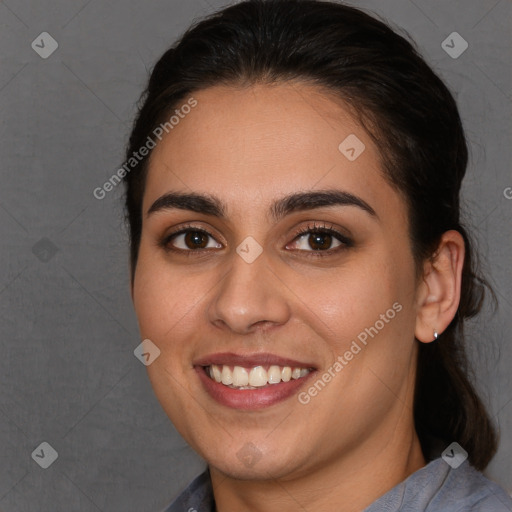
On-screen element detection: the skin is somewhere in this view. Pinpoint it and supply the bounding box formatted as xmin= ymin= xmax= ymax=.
xmin=131 ymin=82 xmax=464 ymax=512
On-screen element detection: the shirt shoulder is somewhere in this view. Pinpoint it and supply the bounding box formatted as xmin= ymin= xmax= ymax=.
xmin=160 ymin=470 xmax=214 ymax=512
xmin=430 ymin=460 xmax=512 ymax=512
xmin=364 ymin=458 xmax=512 ymax=512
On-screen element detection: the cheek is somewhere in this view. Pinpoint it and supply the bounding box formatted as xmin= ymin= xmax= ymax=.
xmin=132 ymin=249 xmax=203 ymax=358
xmin=131 ymin=252 xmax=207 ymax=427
xmin=291 ymin=249 xmax=417 ymax=372
xmin=291 ymin=258 xmax=404 ymax=332
xmin=297 ymin=262 xmax=417 ymax=415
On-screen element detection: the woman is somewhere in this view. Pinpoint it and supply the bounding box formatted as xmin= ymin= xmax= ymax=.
xmin=123 ymin=1 xmax=512 ymax=510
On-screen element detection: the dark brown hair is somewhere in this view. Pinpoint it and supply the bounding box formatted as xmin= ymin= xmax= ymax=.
xmin=123 ymin=0 xmax=497 ymax=469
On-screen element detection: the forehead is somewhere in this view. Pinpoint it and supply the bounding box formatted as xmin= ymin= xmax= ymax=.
xmin=143 ymin=82 xmax=402 ymax=222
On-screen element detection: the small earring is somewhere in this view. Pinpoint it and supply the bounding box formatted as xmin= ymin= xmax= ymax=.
xmin=433 ymin=330 xmax=439 ymax=341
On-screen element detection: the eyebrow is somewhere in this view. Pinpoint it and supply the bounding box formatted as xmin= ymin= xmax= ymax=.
xmin=147 ymin=189 xmax=377 ymax=221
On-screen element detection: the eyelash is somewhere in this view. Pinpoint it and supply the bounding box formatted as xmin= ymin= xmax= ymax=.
xmin=160 ymin=222 xmax=353 ymax=258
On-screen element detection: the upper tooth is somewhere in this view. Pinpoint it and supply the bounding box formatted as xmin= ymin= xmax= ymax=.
xmin=221 ymin=366 xmax=233 ymax=385
xmin=291 ymin=368 xmax=301 ymax=379
xmin=268 ymin=365 xmax=282 ymax=384
xmin=211 ymin=365 xmax=222 ymax=383
xmin=232 ymin=366 xmax=249 ymax=386
xmin=281 ymin=367 xmax=292 ymax=382
xmin=249 ymin=366 xmax=268 ymax=387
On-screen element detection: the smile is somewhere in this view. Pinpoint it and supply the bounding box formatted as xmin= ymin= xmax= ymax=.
xmin=206 ymin=364 xmax=312 ymax=389
xmin=194 ymin=353 xmax=317 ymax=410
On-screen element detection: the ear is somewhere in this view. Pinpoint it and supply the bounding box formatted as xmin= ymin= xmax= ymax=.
xmin=415 ymin=230 xmax=465 ymax=343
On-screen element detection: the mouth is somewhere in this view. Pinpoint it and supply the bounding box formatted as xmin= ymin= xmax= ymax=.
xmin=194 ymin=353 xmax=317 ymax=409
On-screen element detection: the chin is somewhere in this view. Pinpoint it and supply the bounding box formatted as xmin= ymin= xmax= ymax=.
xmin=201 ymin=440 xmax=306 ymax=482
xmin=210 ymin=457 xmax=294 ymax=481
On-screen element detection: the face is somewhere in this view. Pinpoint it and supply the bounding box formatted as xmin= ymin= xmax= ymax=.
xmin=132 ymin=82 xmax=421 ymax=480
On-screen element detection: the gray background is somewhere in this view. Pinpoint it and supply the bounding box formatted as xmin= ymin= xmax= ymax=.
xmin=0 ymin=0 xmax=510 ymax=510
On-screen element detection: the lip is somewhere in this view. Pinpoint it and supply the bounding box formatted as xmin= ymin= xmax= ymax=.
xmin=193 ymin=351 xmax=315 ymax=369
xmin=193 ymin=352 xmax=317 ymax=410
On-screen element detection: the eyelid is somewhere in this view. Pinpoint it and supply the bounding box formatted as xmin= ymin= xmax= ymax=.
xmin=290 ymin=221 xmax=351 ymax=241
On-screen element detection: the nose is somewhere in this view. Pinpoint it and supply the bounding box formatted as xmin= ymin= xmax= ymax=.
xmin=207 ymin=247 xmax=291 ymax=335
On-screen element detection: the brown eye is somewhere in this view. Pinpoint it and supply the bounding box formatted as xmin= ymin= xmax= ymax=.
xmin=286 ymin=222 xmax=354 ymax=257
xmin=165 ymin=229 xmax=223 ymax=251
xmin=289 ymin=229 xmax=346 ymax=252
xmin=184 ymin=231 xmax=209 ymax=249
xmin=308 ymin=232 xmax=333 ymax=251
